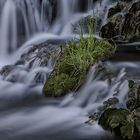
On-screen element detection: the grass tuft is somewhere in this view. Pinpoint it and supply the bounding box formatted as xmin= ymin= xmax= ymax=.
xmin=43 ymin=19 xmax=116 ymax=97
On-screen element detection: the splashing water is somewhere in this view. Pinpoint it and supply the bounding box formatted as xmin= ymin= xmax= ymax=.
xmin=0 ymin=63 xmax=128 ymax=140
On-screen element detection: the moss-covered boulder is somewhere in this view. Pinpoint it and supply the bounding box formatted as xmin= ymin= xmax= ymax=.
xmin=43 ymin=36 xmax=115 ymax=97
xmin=99 ymin=81 xmax=140 ymax=140
xmin=99 ymin=107 xmax=140 ymax=140
xmin=99 ymin=108 xmax=135 ymax=140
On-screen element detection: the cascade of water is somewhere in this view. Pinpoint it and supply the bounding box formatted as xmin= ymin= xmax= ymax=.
xmin=0 ymin=0 xmax=47 ymax=56
xmin=0 ymin=0 xmax=17 ymax=56
xmin=0 ymin=62 xmax=128 ymax=140
xmin=0 ymin=0 xmax=135 ymax=140
xmin=0 ymin=0 xmax=94 ymax=57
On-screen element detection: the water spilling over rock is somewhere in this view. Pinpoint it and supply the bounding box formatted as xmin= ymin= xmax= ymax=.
xmin=0 ymin=0 xmax=139 ymax=140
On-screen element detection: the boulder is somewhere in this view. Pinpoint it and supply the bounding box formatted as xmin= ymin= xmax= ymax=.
xmin=99 ymin=108 xmax=134 ymax=140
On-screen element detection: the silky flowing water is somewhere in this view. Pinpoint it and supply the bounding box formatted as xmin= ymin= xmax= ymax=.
xmin=0 ymin=0 xmax=138 ymax=140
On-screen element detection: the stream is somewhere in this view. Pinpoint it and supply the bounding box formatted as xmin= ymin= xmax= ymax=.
xmin=0 ymin=0 xmax=139 ymax=140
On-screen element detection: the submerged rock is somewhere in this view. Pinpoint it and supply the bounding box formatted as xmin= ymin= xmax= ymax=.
xmin=0 ymin=42 xmax=61 ymax=84
xmin=0 ymin=65 xmax=15 ymax=77
xmin=20 ymin=42 xmax=61 ymax=68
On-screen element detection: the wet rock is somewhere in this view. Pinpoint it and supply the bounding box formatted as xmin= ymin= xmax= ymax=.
xmin=19 ymin=42 xmax=61 ymax=68
xmin=108 ymin=2 xmax=125 ymax=18
xmin=122 ymin=1 xmax=140 ymax=41
xmin=88 ymin=97 xmax=119 ymax=124
xmin=101 ymin=13 xmax=125 ymax=40
xmin=127 ymin=80 xmax=140 ymax=111
xmin=98 ymin=81 xmax=140 ymax=140
xmin=0 ymin=42 xmax=61 ymax=84
xmin=0 ymin=65 xmax=15 ymax=77
xmin=101 ymin=0 xmax=140 ymax=42
xmin=103 ymin=97 xmax=119 ymax=107
xmin=73 ymin=16 xmax=95 ymax=34
xmin=99 ymin=108 xmax=135 ymax=140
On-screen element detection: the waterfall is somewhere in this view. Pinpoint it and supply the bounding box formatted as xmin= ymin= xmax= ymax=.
xmin=0 ymin=0 xmax=100 ymax=57
xmin=0 ymin=0 xmax=135 ymax=140
xmin=0 ymin=0 xmax=17 ymax=56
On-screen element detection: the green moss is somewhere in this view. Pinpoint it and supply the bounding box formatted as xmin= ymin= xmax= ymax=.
xmin=99 ymin=108 xmax=134 ymax=139
xmin=43 ymin=21 xmax=115 ymax=97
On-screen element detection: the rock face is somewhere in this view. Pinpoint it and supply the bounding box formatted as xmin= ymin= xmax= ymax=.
xmin=101 ymin=0 xmax=140 ymax=42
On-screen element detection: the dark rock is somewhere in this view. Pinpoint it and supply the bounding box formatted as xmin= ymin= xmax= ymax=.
xmin=99 ymin=108 xmax=134 ymax=140
xmin=127 ymin=80 xmax=140 ymax=111
xmin=0 ymin=65 xmax=15 ymax=77
xmin=0 ymin=42 xmax=61 ymax=84
xmin=108 ymin=2 xmax=125 ymax=18
xmin=103 ymin=97 xmax=119 ymax=107
xmin=101 ymin=0 xmax=140 ymax=42
xmin=20 ymin=42 xmax=61 ymax=68
xmin=98 ymin=81 xmax=140 ymax=140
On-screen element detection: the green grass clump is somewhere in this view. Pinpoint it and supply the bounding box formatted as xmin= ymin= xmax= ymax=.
xmin=43 ymin=20 xmax=115 ymax=97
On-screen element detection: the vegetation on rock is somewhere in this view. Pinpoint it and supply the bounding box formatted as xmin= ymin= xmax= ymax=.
xmin=43 ymin=20 xmax=115 ymax=97
xmin=99 ymin=108 xmax=134 ymax=140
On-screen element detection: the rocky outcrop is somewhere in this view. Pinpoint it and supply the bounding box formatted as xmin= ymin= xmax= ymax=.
xmin=101 ymin=0 xmax=140 ymax=42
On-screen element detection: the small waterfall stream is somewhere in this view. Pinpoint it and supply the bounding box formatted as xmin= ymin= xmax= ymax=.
xmin=0 ymin=0 xmax=138 ymax=140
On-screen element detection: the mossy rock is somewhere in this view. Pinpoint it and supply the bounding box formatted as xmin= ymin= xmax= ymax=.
xmin=99 ymin=108 xmax=134 ymax=140
xmin=127 ymin=80 xmax=140 ymax=111
xmin=108 ymin=2 xmax=125 ymax=18
xmin=43 ymin=37 xmax=115 ymax=97
xmin=101 ymin=1 xmax=140 ymax=42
